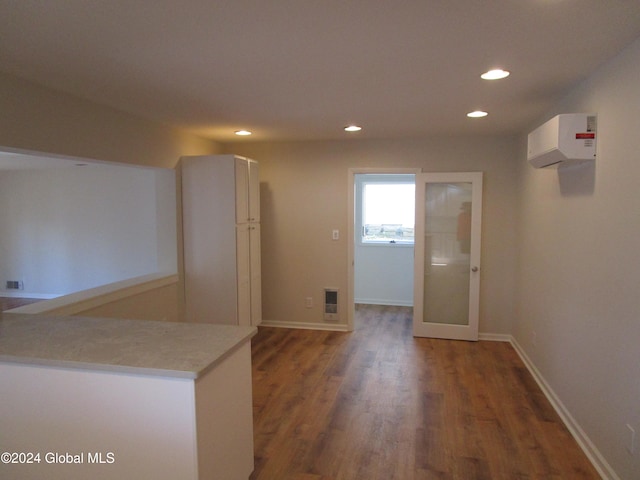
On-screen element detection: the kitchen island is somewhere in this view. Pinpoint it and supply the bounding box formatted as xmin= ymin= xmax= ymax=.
xmin=0 ymin=313 xmax=257 ymax=480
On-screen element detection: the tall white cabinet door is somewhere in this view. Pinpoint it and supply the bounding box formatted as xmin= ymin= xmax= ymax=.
xmin=236 ymin=224 xmax=251 ymax=327
xmin=182 ymin=154 xmax=262 ymax=326
xmin=235 ymin=158 xmax=250 ymax=224
xmin=250 ymin=223 xmax=262 ymax=326
xmin=248 ymin=160 xmax=260 ymax=223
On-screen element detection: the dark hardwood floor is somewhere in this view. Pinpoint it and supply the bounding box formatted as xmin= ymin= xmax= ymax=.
xmin=250 ymin=304 xmax=600 ymax=480
xmin=0 ymin=296 xmax=42 ymax=312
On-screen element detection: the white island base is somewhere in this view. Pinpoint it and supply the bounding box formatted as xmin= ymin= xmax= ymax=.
xmin=0 ymin=315 xmax=256 ymax=480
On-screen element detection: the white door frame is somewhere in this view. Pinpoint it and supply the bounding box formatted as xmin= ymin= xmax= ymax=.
xmin=346 ymin=167 xmax=422 ymax=331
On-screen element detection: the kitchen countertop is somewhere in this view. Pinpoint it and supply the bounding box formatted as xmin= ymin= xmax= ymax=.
xmin=0 ymin=313 xmax=257 ymax=379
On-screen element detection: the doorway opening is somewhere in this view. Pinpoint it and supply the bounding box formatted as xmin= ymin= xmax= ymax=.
xmin=347 ymin=168 xmax=420 ymax=331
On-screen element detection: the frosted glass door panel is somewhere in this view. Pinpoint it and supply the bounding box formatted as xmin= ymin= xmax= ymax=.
xmin=423 ymin=183 xmax=472 ymax=326
xmin=413 ymin=172 xmax=482 ymax=341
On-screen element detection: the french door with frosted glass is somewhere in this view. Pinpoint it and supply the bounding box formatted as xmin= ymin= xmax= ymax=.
xmin=413 ymin=172 xmax=482 ymax=340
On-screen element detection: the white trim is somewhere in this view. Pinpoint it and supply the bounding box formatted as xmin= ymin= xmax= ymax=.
xmin=5 ymin=272 xmax=178 ymax=316
xmin=358 ymin=241 xmax=414 ymax=248
xmin=355 ymin=299 xmax=413 ymax=307
xmin=0 ymin=145 xmax=158 ymax=171
xmin=259 ymin=320 xmax=349 ymax=332
xmin=0 ymin=291 xmax=59 ymax=299
xmin=480 ymin=334 xmax=618 ymax=480
xmin=478 ymin=332 xmax=511 ymax=342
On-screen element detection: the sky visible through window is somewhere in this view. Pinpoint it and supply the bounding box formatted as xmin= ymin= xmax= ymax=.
xmin=363 ymin=183 xmax=415 ymax=243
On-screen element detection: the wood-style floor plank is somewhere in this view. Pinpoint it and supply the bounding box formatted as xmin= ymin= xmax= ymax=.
xmin=250 ymin=304 xmax=600 ymax=480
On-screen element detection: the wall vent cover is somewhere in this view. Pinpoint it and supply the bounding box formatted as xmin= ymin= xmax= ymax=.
xmin=324 ymin=288 xmax=338 ymax=321
xmin=6 ymin=280 xmax=23 ymax=290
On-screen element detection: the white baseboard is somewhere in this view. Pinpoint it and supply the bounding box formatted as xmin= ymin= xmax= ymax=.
xmin=478 ymin=332 xmax=511 ymax=342
xmin=259 ymin=320 xmax=349 ymax=332
xmin=509 ymin=336 xmax=619 ymax=480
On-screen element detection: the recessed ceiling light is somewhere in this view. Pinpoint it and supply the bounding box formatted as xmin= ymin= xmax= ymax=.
xmin=234 ymin=130 xmax=252 ymax=136
xmin=481 ymin=69 xmax=510 ymax=80
xmin=344 ymin=125 xmax=362 ymax=132
xmin=467 ymin=110 xmax=488 ymax=118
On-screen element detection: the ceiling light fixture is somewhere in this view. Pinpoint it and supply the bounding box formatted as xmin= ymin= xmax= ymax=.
xmin=481 ymin=69 xmax=510 ymax=80
xmin=467 ymin=110 xmax=488 ymax=118
xmin=234 ymin=130 xmax=252 ymax=136
xmin=344 ymin=125 xmax=362 ymax=132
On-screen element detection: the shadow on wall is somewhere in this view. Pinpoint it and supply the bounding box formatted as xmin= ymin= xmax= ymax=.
xmin=558 ymin=161 xmax=595 ymax=196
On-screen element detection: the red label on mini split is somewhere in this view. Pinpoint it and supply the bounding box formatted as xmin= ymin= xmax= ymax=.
xmin=576 ymin=133 xmax=595 ymax=139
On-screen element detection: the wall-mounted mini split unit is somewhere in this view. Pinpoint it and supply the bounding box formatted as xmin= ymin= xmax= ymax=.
xmin=527 ymin=113 xmax=597 ymax=168
xmin=324 ymin=288 xmax=338 ymax=321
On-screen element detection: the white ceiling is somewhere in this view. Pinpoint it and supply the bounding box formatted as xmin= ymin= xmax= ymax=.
xmin=1 ymin=1 xmax=639 ymax=143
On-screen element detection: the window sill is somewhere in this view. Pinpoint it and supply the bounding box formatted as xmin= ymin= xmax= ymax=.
xmin=359 ymin=242 xmax=414 ymax=248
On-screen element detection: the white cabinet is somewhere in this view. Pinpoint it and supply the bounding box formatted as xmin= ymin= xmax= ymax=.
xmin=0 ymin=341 xmax=255 ymax=480
xmin=234 ymin=158 xmax=260 ymax=224
xmin=0 ymin=315 xmax=257 ymax=480
xmin=181 ymin=155 xmax=262 ymax=326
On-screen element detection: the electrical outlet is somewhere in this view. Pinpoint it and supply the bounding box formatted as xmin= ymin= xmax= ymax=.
xmin=332 ymin=229 xmax=339 ymax=241
xmin=305 ymin=297 xmax=313 ymax=308
xmin=627 ymin=424 xmax=636 ymax=455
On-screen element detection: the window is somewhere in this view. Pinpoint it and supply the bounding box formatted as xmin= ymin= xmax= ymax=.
xmin=357 ymin=174 xmax=415 ymax=245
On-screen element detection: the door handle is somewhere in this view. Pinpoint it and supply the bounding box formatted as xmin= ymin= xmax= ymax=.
xmin=471 ymin=266 xmax=479 ymax=272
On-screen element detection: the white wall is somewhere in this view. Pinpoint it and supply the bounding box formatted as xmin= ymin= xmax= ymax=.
xmin=222 ymin=136 xmax=519 ymax=334
xmin=0 ymin=164 xmax=170 ymax=296
xmin=514 ymin=37 xmax=640 ymax=480
xmin=354 ymin=244 xmax=413 ymax=306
